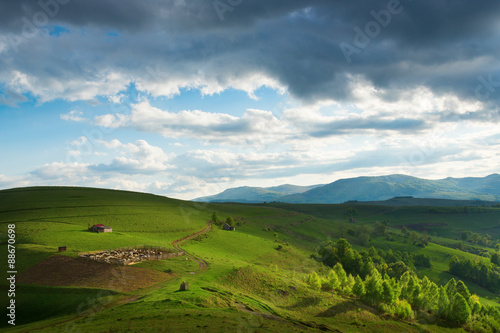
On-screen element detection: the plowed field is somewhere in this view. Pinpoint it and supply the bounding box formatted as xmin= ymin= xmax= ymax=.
xmin=18 ymin=255 xmax=173 ymax=292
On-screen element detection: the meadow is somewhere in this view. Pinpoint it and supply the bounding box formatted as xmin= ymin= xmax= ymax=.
xmin=1 ymin=186 xmax=500 ymax=332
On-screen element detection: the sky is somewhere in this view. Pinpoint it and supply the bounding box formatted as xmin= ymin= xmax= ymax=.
xmin=0 ymin=0 xmax=499 ymax=200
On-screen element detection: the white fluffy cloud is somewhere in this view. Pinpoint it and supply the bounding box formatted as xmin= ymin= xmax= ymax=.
xmin=60 ymin=110 xmax=88 ymax=122
xmin=6 ymin=69 xmax=129 ymax=104
xmin=91 ymin=139 xmax=174 ymax=173
xmin=95 ymin=101 xmax=290 ymax=145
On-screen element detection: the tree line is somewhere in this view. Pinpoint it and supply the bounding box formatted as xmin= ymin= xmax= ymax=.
xmin=449 ymin=255 xmax=500 ymax=293
xmin=312 ymin=238 xmax=431 ymax=280
xmin=308 ymin=239 xmax=500 ymax=330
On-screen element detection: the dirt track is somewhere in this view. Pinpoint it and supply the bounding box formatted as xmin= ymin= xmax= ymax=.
xmin=171 ymin=222 xmax=212 ymax=269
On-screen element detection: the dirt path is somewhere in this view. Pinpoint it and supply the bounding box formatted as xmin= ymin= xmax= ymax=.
xmin=171 ymin=222 xmax=212 ymax=269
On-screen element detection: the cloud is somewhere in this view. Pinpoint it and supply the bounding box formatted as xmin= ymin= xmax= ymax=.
xmin=1 ymin=1 xmax=500 ymax=200
xmin=60 ymin=110 xmax=87 ymax=122
xmin=91 ymin=139 xmax=175 ymax=173
xmin=0 ymin=1 xmax=499 ymax=107
xmin=30 ymin=162 xmax=90 ymax=181
xmin=0 ymin=88 xmax=28 ymax=106
xmin=95 ymin=101 xmax=289 ymax=145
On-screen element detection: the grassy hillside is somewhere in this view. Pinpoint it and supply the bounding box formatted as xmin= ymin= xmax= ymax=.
xmin=2 ymin=187 xmax=500 ymax=332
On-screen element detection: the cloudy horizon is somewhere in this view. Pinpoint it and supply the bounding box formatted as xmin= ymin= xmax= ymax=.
xmin=1 ymin=0 xmax=499 ymax=200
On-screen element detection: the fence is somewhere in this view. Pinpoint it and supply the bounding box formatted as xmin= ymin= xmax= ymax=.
xmin=78 ymin=245 xmax=185 ymax=266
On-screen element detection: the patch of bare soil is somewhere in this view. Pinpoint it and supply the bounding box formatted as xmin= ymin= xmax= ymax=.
xmin=17 ymin=255 xmax=172 ymax=292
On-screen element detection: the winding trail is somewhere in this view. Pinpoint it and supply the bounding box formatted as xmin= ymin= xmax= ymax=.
xmin=170 ymin=222 xmax=212 ymax=269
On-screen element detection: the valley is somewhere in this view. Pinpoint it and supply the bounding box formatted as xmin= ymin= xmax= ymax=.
xmin=2 ymin=186 xmax=500 ymax=332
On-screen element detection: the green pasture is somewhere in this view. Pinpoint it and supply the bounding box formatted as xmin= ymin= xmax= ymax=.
xmin=265 ymin=203 xmax=500 ymax=240
xmin=1 ymin=187 xmax=498 ymax=332
xmin=0 ymin=285 xmax=120 ymax=328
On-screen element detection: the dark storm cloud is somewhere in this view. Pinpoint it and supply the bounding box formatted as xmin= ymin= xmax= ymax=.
xmin=1 ymin=0 xmax=500 ymax=106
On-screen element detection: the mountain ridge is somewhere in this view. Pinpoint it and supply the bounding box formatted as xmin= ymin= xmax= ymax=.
xmin=194 ymin=184 xmax=323 ymax=203
xmin=194 ymin=174 xmax=500 ymax=203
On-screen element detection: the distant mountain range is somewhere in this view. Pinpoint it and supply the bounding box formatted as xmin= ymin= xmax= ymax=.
xmin=194 ymin=174 xmax=500 ymax=204
xmin=195 ymin=184 xmax=323 ymax=203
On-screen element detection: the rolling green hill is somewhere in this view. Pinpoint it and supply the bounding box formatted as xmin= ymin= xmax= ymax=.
xmin=2 ymin=186 xmax=500 ymax=332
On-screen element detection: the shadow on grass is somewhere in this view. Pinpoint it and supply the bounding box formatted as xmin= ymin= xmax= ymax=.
xmin=286 ymin=296 xmax=321 ymax=309
xmin=314 ymin=299 xmax=379 ymax=318
xmin=415 ymin=311 xmax=460 ymax=329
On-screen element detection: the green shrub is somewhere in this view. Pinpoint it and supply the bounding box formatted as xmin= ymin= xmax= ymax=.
xmin=394 ymin=300 xmax=413 ymax=320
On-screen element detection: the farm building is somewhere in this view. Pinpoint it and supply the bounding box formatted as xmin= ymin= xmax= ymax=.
xmin=223 ymin=223 xmax=235 ymax=231
xmin=89 ymin=224 xmax=113 ymax=233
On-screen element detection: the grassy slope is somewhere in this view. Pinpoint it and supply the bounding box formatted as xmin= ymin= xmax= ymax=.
xmin=2 ymin=187 xmax=499 ymax=332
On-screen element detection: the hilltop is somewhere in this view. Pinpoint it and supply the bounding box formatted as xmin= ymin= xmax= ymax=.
xmin=195 ymin=174 xmax=500 ymax=204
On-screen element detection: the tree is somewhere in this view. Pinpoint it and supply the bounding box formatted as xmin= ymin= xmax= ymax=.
xmin=211 ymin=212 xmax=218 ymax=223
xmin=420 ymin=230 xmax=430 ymax=246
xmin=226 ymin=217 xmax=235 ymax=227
xmin=352 ymin=275 xmax=365 ymax=298
xmin=336 ymin=239 xmax=351 ymax=259
xmin=307 ymin=271 xmax=322 ymax=291
xmin=411 ymin=283 xmax=422 ymax=309
xmin=409 ymin=231 xmax=419 ymax=245
xmin=394 ymin=300 xmax=413 ymax=320
xmin=361 ymin=260 xmax=376 ymax=279
xmin=347 ymin=207 xmax=357 ymax=217
xmin=414 ymin=253 xmax=432 ymax=268
xmin=382 ymin=280 xmax=395 ymax=305
xmin=334 ymin=263 xmax=348 ymax=290
xmin=422 ymin=282 xmax=439 ymax=313
xmin=449 ymin=255 xmax=461 ymax=276
xmin=491 ymin=252 xmax=500 ymax=266
xmin=374 ymin=222 xmax=387 ymax=236
xmin=364 ymin=274 xmax=383 ymax=305
xmin=323 ymin=269 xmax=339 ymax=291
xmin=346 ymin=274 xmax=355 ymax=293
xmin=387 ymin=261 xmax=410 ymax=279
xmin=445 ymin=278 xmax=457 ymax=299
xmin=358 ymin=232 xmax=371 ymax=247
xmin=469 ymin=294 xmax=482 ymax=315
xmin=401 ymin=225 xmax=409 ymax=237
xmin=455 ymin=280 xmax=471 ymax=301
xmin=450 ymin=293 xmax=471 ymax=324
xmin=471 ymin=233 xmax=481 ymax=245
xmin=401 ymin=276 xmax=416 ymax=301
xmin=437 ymin=286 xmax=450 ymax=318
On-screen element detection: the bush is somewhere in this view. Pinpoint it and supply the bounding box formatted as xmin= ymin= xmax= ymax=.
xmin=394 ymin=300 xmax=413 ymax=320
xmin=307 ymin=271 xmax=322 ymax=291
